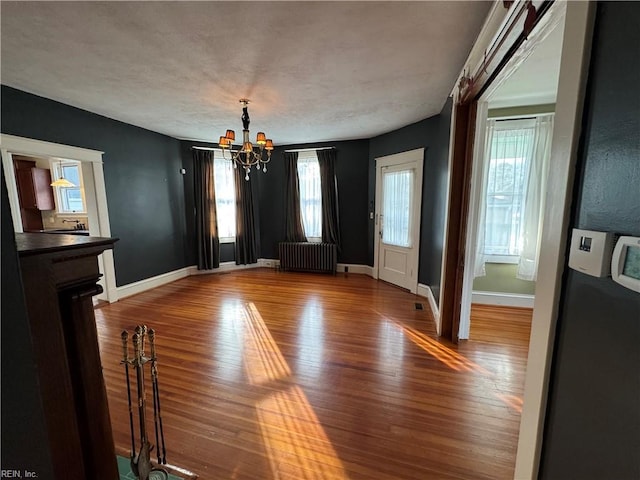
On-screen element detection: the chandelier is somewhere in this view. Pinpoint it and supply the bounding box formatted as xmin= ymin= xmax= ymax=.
xmin=218 ymin=99 xmax=274 ymax=181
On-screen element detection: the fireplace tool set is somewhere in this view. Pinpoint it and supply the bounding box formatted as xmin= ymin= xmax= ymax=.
xmin=121 ymin=325 xmax=168 ymax=480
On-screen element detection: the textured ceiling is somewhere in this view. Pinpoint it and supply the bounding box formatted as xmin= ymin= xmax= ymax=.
xmin=1 ymin=1 xmax=492 ymax=145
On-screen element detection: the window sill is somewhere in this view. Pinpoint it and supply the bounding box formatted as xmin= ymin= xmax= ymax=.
xmin=219 ymin=237 xmax=235 ymax=244
xmin=484 ymin=254 xmax=520 ymax=264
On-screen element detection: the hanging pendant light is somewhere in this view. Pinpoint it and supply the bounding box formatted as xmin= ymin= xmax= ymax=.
xmin=50 ymin=177 xmax=76 ymax=188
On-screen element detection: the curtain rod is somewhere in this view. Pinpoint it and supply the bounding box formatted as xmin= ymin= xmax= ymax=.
xmin=492 ymin=112 xmax=555 ymax=121
xmin=284 ymin=146 xmax=335 ymax=153
xmin=494 ymin=116 xmax=536 ymax=122
xmin=193 ymin=146 xmax=336 ymax=153
xmin=191 ymin=146 xmax=219 ymax=151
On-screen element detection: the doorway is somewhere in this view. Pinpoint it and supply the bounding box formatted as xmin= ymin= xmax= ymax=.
xmin=373 ymin=148 xmax=424 ymax=294
xmin=1 ymin=134 xmax=118 ymax=302
xmin=458 ymin=18 xmax=563 ymax=340
xmin=438 ymin=1 xmax=595 ymax=477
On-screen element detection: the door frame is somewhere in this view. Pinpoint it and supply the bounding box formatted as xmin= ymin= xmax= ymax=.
xmin=1 ymin=134 xmax=119 ymax=303
xmin=373 ymin=148 xmax=424 ymax=294
xmin=458 ymin=101 xmax=490 ymax=340
xmin=515 ymin=4 xmax=595 ymax=477
xmin=438 ymin=1 xmax=596 ymax=478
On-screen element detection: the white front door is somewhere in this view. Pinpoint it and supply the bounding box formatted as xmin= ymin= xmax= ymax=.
xmin=374 ymin=149 xmax=424 ymax=293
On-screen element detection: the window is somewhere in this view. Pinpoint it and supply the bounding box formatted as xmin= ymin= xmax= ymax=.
xmin=213 ymin=154 xmax=236 ymax=242
xmin=382 ymin=168 xmax=414 ymax=248
xmin=297 ymin=152 xmax=322 ymax=241
xmin=51 ymin=161 xmax=86 ymax=213
xmin=483 ymin=120 xmax=535 ymax=260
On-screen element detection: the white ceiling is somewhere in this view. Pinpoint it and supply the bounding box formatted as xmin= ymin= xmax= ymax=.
xmin=488 ymin=21 xmax=564 ymax=109
xmin=1 ymin=1 xmax=491 ymax=145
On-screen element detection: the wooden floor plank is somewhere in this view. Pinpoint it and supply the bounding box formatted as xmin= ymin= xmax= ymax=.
xmin=95 ymin=270 xmax=531 ymax=479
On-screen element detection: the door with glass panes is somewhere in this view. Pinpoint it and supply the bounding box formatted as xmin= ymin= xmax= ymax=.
xmin=375 ymin=149 xmax=423 ymax=293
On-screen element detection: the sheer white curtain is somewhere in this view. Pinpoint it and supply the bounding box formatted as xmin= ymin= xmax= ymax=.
xmin=382 ymin=169 xmax=413 ymax=247
xmin=473 ymin=119 xmax=496 ymax=277
xmin=297 ymin=153 xmax=322 ymax=239
xmin=460 ymin=101 xmax=489 ymax=340
xmin=213 ymin=155 xmax=236 ymax=240
xmin=474 ymin=116 xmax=554 ymax=280
xmin=517 ymin=115 xmax=554 ymax=280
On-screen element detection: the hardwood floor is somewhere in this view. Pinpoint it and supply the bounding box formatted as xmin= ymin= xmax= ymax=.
xmin=95 ymin=270 xmax=531 ymax=479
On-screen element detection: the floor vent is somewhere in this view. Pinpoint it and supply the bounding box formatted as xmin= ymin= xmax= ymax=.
xmin=415 ymin=303 xmax=423 ymax=310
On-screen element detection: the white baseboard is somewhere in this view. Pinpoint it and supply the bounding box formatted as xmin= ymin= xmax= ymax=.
xmin=417 ymin=283 xmax=440 ymax=327
xmin=337 ymin=263 xmax=373 ymax=275
xmin=117 ymin=267 xmax=192 ymax=299
xmin=472 ymin=291 xmax=535 ymax=308
xmin=259 ymin=258 xmax=281 ymax=269
xmin=188 ymin=260 xmax=277 ymax=275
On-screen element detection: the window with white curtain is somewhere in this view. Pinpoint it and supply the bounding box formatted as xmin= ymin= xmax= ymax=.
xmin=382 ymin=169 xmax=413 ymax=248
xmin=213 ymin=154 xmax=236 ymax=242
xmin=297 ymin=152 xmax=322 ymax=241
xmin=483 ymin=120 xmax=535 ymax=260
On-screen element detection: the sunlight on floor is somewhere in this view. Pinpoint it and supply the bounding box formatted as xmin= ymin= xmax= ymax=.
xmin=496 ymin=393 xmax=524 ymax=413
xmin=240 ymin=302 xmax=347 ymax=479
xmin=297 ymin=299 xmax=325 ymax=377
xmin=243 ymin=302 xmax=292 ymax=385
xmin=388 ymin=319 xmax=491 ymax=375
xmin=257 ymin=386 xmax=347 ymax=479
xmin=385 ymin=318 xmax=527 ymax=414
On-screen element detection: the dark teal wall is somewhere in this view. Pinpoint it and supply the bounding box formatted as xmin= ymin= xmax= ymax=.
xmin=2 ymin=85 xmax=449 ymax=288
xmin=368 ymin=98 xmax=453 ymax=300
xmin=540 ymin=2 xmax=640 ymax=478
xmin=180 ymin=139 xmax=370 ymax=265
xmin=257 ymin=140 xmax=370 ymax=263
xmin=1 ymin=86 xmax=187 ymax=286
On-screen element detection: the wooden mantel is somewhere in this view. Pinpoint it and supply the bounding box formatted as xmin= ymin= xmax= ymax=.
xmin=16 ymin=233 xmax=119 ymax=479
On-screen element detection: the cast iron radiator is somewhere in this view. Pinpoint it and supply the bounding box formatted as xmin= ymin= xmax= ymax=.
xmin=278 ymin=242 xmax=337 ymax=274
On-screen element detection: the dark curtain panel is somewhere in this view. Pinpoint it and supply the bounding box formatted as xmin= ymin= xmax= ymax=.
xmin=234 ymin=167 xmax=258 ymax=265
xmin=284 ymin=152 xmax=307 ymax=242
xmin=193 ymin=149 xmax=220 ymax=269
xmin=317 ymin=148 xmax=341 ymax=250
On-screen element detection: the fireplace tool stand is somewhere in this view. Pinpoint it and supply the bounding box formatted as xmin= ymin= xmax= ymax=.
xmin=121 ymin=325 xmax=168 ymax=480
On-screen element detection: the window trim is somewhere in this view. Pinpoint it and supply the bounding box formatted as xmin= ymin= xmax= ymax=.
xmin=485 ymin=254 xmax=519 ymax=264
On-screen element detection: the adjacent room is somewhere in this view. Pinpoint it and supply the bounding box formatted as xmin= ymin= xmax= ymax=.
xmin=2 ymin=2 xmax=638 ymax=480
